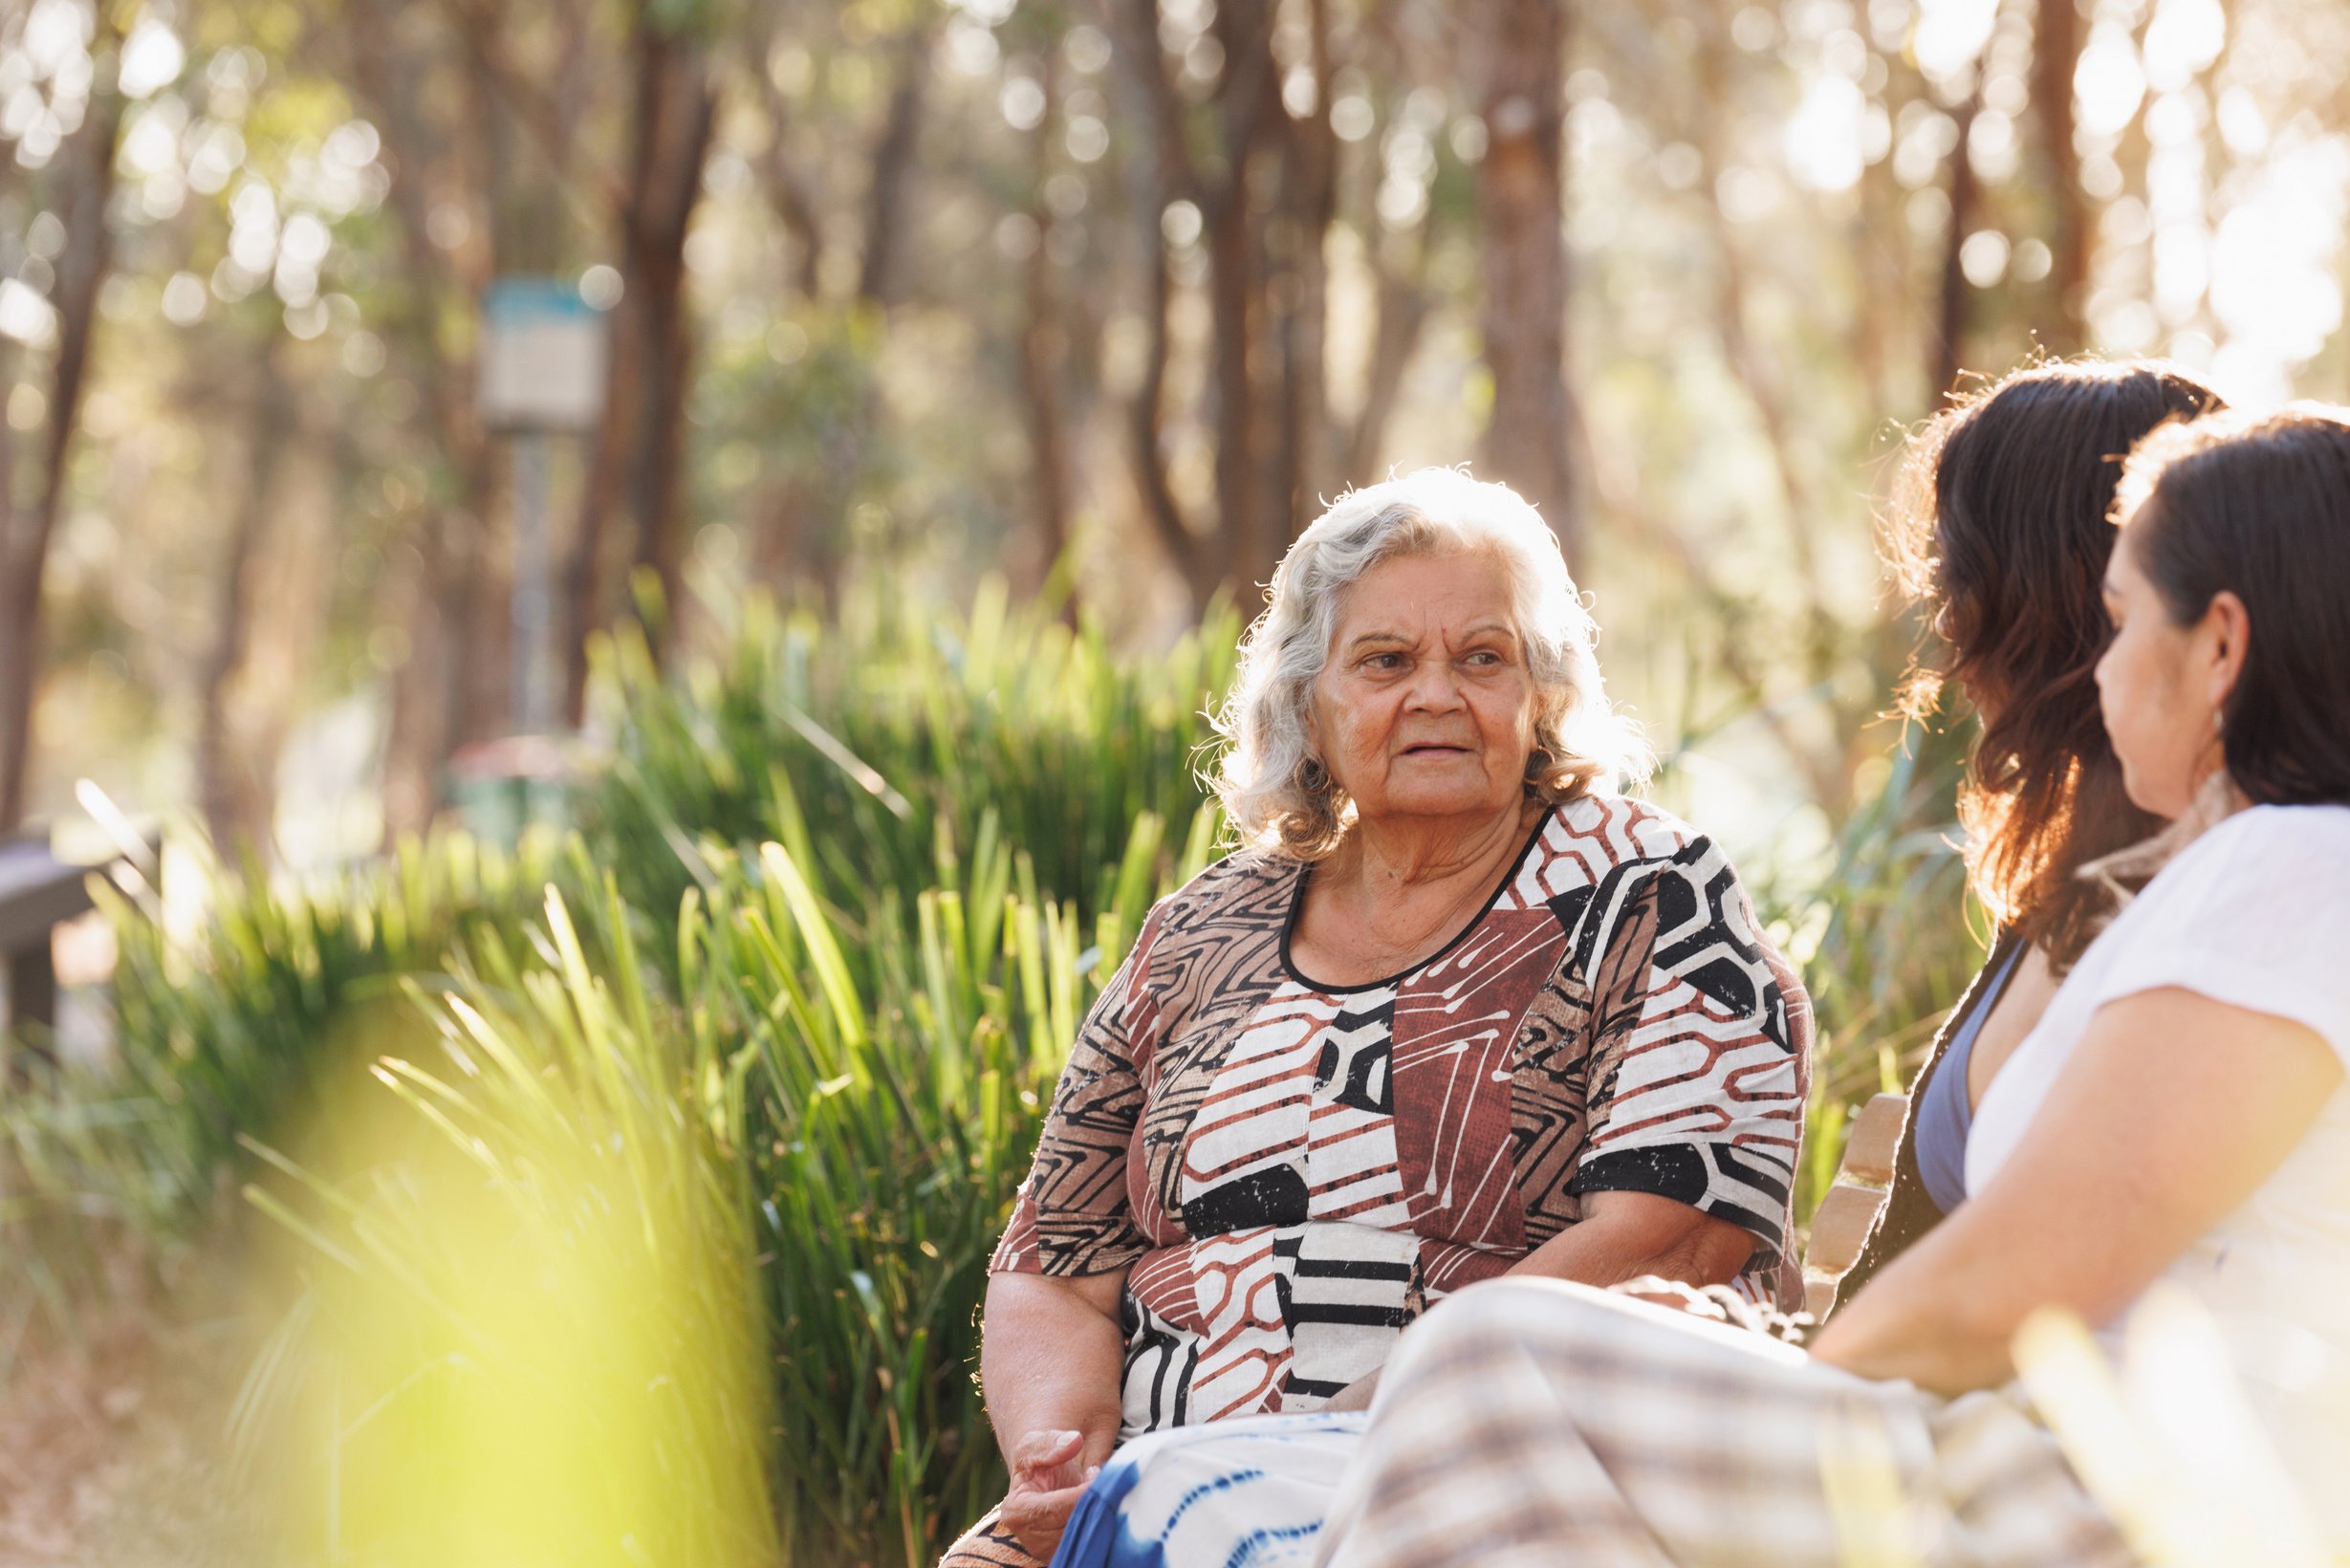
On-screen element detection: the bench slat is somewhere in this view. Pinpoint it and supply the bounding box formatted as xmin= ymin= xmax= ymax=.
xmin=0 ymin=840 xmax=100 ymax=952
xmin=1840 ymin=1092 xmax=1907 ymax=1187
xmin=1802 ymin=1181 xmax=1882 ymax=1277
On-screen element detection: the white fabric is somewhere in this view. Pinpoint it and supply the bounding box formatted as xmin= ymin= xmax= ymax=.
xmin=1306 ymin=1279 xmax=2128 ymax=1568
xmin=1965 ymin=802 xmax=2350 ymax=1548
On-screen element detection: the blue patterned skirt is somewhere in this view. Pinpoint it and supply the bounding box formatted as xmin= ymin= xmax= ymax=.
xmin=1049 ymin=1412 xmax=1366 ymax=1568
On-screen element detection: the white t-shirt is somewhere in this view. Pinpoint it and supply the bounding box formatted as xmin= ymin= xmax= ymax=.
xmin=1967 ymin=803 xmax=2350 ymax=1541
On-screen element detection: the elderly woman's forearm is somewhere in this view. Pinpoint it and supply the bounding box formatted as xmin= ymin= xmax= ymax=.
xmin=1513 ymin=1189 xmax=1754 ymax=1289
xmin=979 ymin=1270 xmax=1127 ymax=1462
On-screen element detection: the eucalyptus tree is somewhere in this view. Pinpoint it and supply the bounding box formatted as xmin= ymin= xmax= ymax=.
xmin=0 ymin=0 xmax=129 ymax=833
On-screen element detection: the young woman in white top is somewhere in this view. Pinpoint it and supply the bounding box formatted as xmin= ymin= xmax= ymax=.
xmin=1046 ymin=407 xmax=2350 ymax=1568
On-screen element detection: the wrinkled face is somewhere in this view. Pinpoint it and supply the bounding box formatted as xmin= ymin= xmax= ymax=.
xmin=2095 ymin=524 xmax=2238 ymax=818
xmin=1309 ymin=551 xmax=1538 ymax=829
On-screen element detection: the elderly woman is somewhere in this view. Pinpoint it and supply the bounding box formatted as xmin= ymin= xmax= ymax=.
xmin=942 ymin=468 xmax=1812 ymax=1568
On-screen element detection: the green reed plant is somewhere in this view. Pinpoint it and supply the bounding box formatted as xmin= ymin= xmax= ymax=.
xmin=238 ymin=810 xmax=1209 ymax=1568
xmin=577 ymin=579 xmax=1239 ymax=947
xmin=97 ymin=828 xmax=585 ymax=1230
xmin=1758 ymin=711 xmax=1978 ymax=1225
xmin=685 ymin=815 xmax=1213 ymax=1566
xmin=232 ymin=878 xmax=778 ymax=1568
xmin=74 ymin=584 xmax=1242 ymax=1557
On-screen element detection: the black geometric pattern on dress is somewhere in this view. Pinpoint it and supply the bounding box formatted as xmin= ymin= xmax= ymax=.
xmin=1120 ymin=1296 xmax=1200 ymax=1432
xmin=1564 ymin=835 xmax=1810 ymax=1278
xmin=1181 ymin=1163 xmax=1310 ymax=1235
xmin=1316 ymin=991 xmax=1400 ymax=1117
xmin=1652 ymin=842 xmax=1795 ymax=1053
xmin=1572 ymin=1144 xmax=1780 ymax=1244
xmin=1280 ymin=1222 xmax=1419 ymax=1403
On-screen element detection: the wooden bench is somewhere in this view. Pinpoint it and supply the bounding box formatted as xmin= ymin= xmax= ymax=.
xmin=0 ymin=836 xmax=105 ymax=1038
xmin=1799 ymin=1091 xmax=1908 ymax=1320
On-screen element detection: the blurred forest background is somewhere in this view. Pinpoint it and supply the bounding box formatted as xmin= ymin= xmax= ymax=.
xmin=5 ymin=0 xmax=2343 ymax=867
xmin=6 ymin=0 xmax=2350 ymax=1562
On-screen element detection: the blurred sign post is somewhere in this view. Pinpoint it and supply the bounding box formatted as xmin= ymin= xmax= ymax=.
xmin=478 ymin=278 xmax=607 ymax=737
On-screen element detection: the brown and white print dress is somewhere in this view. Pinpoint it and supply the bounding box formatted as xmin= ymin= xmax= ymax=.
xmin=990 ymin=791 xmax=1814 ymax=1436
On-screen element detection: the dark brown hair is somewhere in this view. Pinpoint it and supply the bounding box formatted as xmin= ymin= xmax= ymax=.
xmin=2114 ymin=406 xmax=2350 ymax=809
xmin=1887 ymin=359 xmax=2225 ymax=969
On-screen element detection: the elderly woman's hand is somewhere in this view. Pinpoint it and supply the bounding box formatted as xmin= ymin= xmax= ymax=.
xmin=978 ymin=1271 xmax=1125 ymax=1558
xmin=998 ymin=1426 xmax=1105 ymax=1560
xmin=1608 ymin=1274 xmax=1811 ymax=1343
xmin=1610 ymin=1274 xmax=1730 ymax=1316
xmin=1319 ymin=1369 xmax=1381 ymax=1413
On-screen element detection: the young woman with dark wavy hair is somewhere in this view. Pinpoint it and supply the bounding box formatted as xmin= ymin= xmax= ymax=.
xmin=1833 ymin=359 xmax=2225 ymax=1300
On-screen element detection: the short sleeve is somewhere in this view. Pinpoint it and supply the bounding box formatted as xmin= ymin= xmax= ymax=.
xmin=1565 ymin=838 xmax=1812 ymax=1268
xmin=2089 ymin=806 xmax=2350 ymax=1068
xmin=989 ymin=911 xmax=1164 ymax=1278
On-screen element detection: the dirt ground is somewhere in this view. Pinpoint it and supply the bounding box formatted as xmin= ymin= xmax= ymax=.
xmin=0 ymin=1269 xmax=255 ymax=1567
xmin=0 ymin=965 xmax=265 ymax=1564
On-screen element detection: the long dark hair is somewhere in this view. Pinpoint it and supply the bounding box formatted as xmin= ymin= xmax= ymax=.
xmin=2115 ymin=406 xmax=2350 ymax=809
xmin=1886 ymin=359 xmax=2225 ymax=969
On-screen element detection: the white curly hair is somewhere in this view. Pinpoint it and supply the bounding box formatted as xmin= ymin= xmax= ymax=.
xmin=1211 ymin=468 xmax=1649 ymax=859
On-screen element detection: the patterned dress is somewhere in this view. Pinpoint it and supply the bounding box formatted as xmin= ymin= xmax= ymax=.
xmin=944 ymin=793 xmax=1812 ymax=1567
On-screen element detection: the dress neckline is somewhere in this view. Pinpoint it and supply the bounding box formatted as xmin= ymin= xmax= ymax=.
xmin=1277 ymin=806 xmax=1554 ymax=994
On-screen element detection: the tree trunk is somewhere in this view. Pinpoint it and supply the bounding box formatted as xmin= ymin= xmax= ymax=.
xmin=0 ymin=436 xmax=44 ymax=831
xmin=1125 ymin=184 xmax=1222 ymax=608
xmin=1268 ymin=0 xmax=1338 ymax=557
xmin=199 ymin=408 xmax=338 ymax=861
xmin=1202 ymin=0 xmax=1296 ymax=596
xmin=751 ymin=29 xmax=829 ymax=302
xmin=2033 ymin=0 xmax=2088 ymax=353
xmin=858 ymin=24 xmax=933 ymax=308
xmin=0 ymin=81 xmax=122 ymax=833
xmin=1108 ymin=0 xmax=1337 ymax=606
xmin=566 ymin=7 xmax=715 ymax=721
xmin=1470 ymin=0 xmax=1578 ymax=563
xmin=1019 ymin=54 xmax=1075 ymax=612
xmin=1344 ymin=229 xmax=1435 ymax=483
xmin=195 ymin=342 xmax=294 ymax=852
xmin=349 ymin=3 xmax=504 ymax=823
xmin=1111 ymin=0 xmax=1219 ymax=608
xmin=1204 ymin=173 xmax=1267 ymax=596
xmin=1935 ymin=90 xmax=1984 ymax=403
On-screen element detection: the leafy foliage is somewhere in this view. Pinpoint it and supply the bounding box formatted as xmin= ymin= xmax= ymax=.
xmin=688 ymin=820 xmax=1211 ymax=1562
xmin=95 ymin=830 xmax=581 ymax=1230
xmin=232 ymin=879 xmax=780 ymax=1568
xmin=578 ymin=583 xmax=1240 ymax=946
